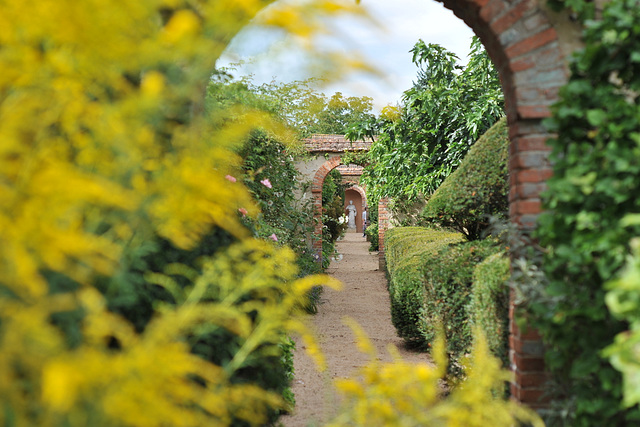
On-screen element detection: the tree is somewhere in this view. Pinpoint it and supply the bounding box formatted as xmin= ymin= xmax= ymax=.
xmin=313 ymin=91 xmax=376 ymax=134
xmin=362 ymin=36 xmax=504 ymax=205
xmin=213 ymin=73 xmax=376 ymax=137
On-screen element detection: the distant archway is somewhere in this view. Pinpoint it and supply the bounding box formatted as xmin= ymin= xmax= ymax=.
xmin=344 ymin=188 xmax=364 ymax=233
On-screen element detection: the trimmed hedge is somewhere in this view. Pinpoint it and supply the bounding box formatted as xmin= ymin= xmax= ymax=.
xmin=385 ymin=227 xmax=507 ymax=377
xmin=417 ymin=239 xmax=504 ymax=376
xmin=385 ymin=227 xmax=464 ymax=346
xmin=421 ymin=118 xmax=509 ymax=240
xmin=470 ymin=252 xmax=510 ymax=367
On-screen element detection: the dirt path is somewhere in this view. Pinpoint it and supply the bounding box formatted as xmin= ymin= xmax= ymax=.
xmin=281 ymin=231 xmax=431 ymax=427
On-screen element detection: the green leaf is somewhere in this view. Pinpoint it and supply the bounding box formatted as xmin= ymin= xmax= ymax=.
xmin=586 ymin=109 xmax=607 ymax=126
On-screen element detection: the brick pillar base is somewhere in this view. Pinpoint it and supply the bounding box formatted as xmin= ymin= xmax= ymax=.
xmin=378 ymin=251 xmax=386 ymax=271
xmin=509 ymin=291 xmax=549 ymax=409
xmin=378 ymin=198 xmax=390 ymax=271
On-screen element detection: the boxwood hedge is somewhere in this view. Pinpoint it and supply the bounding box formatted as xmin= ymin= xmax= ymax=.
xmin=417 ymin=238 xmax=504 ymax=376
xmin=470 ymin=252 xmax=510 ymax=367
xmin=421 ymin=118 xmax=508 ymax=241
xmin=385 ymin=227 xmax=506 ymax=377
xmin=385 ymin=227 xmax=464 ymax=346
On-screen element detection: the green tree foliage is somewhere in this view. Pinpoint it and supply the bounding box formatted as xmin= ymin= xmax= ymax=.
xmin=214 ymin=74 xmax=375 ymax=137
xmin=313 ymin=91 xmax=375 ymax=134
xmin=421 ymin=118 xmax=509 ymax=240
xmin=362 ymin=37 xmax=504 ymax=204
xmin=530 ymin=0 xmax=640 ymax=423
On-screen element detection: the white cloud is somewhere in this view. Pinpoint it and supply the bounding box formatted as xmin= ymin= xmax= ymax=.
xmin=218 ymin=0 xmax=475 ymax=111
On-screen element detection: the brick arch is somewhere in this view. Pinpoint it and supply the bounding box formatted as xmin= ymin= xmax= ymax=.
xmin=305 ymin=0 xmax=573 ymax=410
xmin=430 ymin=0 xmax=569 ymax=409
xmin=346 ymin=184 xmax=367 ymax=207
xmin=311 ymin=155 xmax=345 ymax=257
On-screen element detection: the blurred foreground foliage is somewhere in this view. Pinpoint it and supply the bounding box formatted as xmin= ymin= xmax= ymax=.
xmin=0 ymin=0 xmax=352 ymax=425
xmin=327 ymin=321 xmax=543 ymax=427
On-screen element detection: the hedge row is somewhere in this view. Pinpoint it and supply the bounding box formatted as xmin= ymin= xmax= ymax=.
xmin=385 ymin=227 xmax=463 ymax=346
xmin=385 ymin=227 xmax=508 ymax=376
xmin=421 ymin=118 xmax=508 ymax=241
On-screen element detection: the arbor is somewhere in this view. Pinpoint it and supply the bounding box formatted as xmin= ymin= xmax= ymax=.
xmin=362 ymin=36 xmax=504 ymax=204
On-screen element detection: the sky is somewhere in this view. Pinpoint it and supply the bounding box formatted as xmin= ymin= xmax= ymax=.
xmin=217 ymin=0 xmax=475 ymax=112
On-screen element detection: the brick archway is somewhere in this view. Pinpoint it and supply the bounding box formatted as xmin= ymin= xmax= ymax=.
xmin=311 ymin=156 xmax=343 ymax=256
xmin=346 ymin=184 xmax=367 ymax=207
xmin=311 ymin=157 xmax=371 ymax=253
xmin=301 ymin=0 xmax=576 ymax=409
xmin=433 ymin=0 xmax=571 ymax=409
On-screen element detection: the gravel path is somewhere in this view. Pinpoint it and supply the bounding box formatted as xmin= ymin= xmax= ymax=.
xmin=281 ymin=231 xmax=431 ymax=427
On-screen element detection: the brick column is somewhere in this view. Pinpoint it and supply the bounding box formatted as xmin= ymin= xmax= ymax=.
xmin=508 ymin=119 xmax=554 ymax=409
xmin=311 ymin=189 xmax=323 ymax=264
xmin=509 ymin=304 xmax=549 ymax=408
xmin=378 ymin=198 xmax=390 ymax=271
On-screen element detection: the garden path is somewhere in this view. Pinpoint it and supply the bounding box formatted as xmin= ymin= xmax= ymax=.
xmin=281 ymin=231 xmax=431 ymax=427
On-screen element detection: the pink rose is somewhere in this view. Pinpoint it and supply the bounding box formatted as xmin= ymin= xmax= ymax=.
xmin=260 ymin=179 xmax=272 ymax=189
xmin=269 ymin=233 xmax=278 ymax=242
xmin=225 ymin=175 xmax=236 ymax=183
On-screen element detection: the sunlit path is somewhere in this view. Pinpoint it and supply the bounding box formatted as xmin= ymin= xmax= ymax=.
xmin=282 ymin=232 xmax=430 ymax=426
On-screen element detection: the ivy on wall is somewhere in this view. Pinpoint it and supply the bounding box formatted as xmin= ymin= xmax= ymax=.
xmin=530 ymin=0 xmax=640 ymax=424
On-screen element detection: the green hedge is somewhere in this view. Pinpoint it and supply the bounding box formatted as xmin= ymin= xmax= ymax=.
xmin=385 ymin=227 xmax=464 ymax=346
xmin=385 ymin=227 xmax=506 ymax=377
xmin=417 ymin=239 xmax=504 ymax=377
xmin=421 ymin=118 xmax=509 ymax=240
xmin=470 ymin=252 xmax=510 ymax=367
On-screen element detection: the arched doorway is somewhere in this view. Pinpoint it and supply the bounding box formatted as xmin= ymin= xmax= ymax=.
xmin=344 ymin=188 xmax=364 ymax=233
xmin=300 ymin=0 xmax=582 ymax=410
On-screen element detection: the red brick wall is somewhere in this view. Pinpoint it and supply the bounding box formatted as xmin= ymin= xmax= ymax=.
xmin=377 ymin=198 xmax=390 ymax=270
xmin=303 ymin=135 xmax=373 ymax=153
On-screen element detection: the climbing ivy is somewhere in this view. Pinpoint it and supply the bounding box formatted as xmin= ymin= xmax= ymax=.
xmin=531 ymin=0 xmax=640 ymax=424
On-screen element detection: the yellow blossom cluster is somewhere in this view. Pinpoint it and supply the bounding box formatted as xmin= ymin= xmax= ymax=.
xmin=328 ymin=321 xmax=544 ymax=427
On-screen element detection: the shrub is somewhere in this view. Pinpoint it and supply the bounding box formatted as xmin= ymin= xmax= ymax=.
xmin=365 ymin=221 xmax=379 ymax=251
xmin=470 ymin=252 xmax=510 ymax=367
xmin=604 ymin=236 xmax=640 ymax=408
xmin=385 ymin=227 xmax=464 ymax=347
xmin=421 ymin=118 xmax=509 ymax=240
xmin=0 ymin=1 xmax=348 ymax=424
xmin=418 ymin=239 xmax=503 ymax=376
